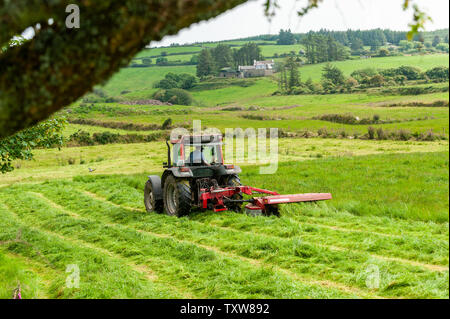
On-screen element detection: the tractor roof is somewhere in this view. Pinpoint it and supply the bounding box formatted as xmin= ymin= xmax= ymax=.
xmin=170 ymin=134 xmax=222 ymax=145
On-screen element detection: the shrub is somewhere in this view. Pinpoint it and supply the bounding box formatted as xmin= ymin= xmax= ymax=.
xmin=350 ymin=68 xmax=378 ymax=82
xmin=154 ymin=73 xmax=197 ymax=90
xmin=314 ymin=113 xmax=358 ymax=124
xmin=93 ymin=132 xmax=120 ymax=144
xmin=291 ymin=86 xmax=311 ymax=95
xmin=436 ymin=43 xmax=449 ymax=53
xmin=153 ymin=90 xmax=165 ymax=101
xmin=322 ymin=64 xmax=345 ymax=86
xmin=425 ymin=67 xmax=449 ymax=82
xmin=156 ymin=57 xmax=168 ymax=65
xmin=394 ymin=75 xmax=407 ymax=85
xmin=396 ymin=129 xmax=411 ymax=141
xmin=69 ymin=130 xmax=94 ymax=146
xmin=317 ymin=127 xmax=329 ymax=137
xmin=367 ymin=126 xmax=375 ymax=139
xmin=378 ymin=48 xmax=389 ymax=57
xmin=376 ymin=127 xmax=386 ymax=140
xmin=373 ymin=114 xmax=380 ymax=122
xmin=153 ymin=88 xmax=193 ymax=106
xmin=179 ymin=74 xmax=197 ymax=89
xmin=321 ymin=79 xmax=337 ymax=94
xmin=92 ymin=88 xmax=107 ymax=98
xmin=105 ymin=97 xmax=118 ymax=103
xmin=345 ymin=77 xmax=359 ymax=89
xmin=162 ymin=118 xmax=172 ymax=129
xmin=157 ymin=78 xmax=179 ymax=89
xmin=368 ymin=74 xmax=385 ymax=87
xmin=381 ymin=65 xmax=422 ymax=80
xmin=311 ymin=82 xmax=323 ymax=94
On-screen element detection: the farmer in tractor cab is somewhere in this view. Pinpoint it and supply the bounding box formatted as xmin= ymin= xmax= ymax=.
xmin=189 ymin=145 xmax=210 ymax=166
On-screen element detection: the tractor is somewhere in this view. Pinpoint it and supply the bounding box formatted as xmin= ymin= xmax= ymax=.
xmin=144 ymin=134 xmax=331 ymax=217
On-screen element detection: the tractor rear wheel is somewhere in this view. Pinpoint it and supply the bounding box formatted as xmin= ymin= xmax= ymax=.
xmin=226 ymin=175 xmax=243 ymax=212
xmin=163 ymin=175 xmax=192 ymax=217
xmin=144 ymin=180 xmax=163 ymax=213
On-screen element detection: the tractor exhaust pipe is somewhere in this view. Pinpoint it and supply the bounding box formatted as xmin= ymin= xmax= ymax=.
xmin=166 ymin=140 xmax=171 ymax=168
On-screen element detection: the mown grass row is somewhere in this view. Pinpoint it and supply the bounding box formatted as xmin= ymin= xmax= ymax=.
xmin=0 ymin=249 xmax=57 ymax=299
xmin=74 ymin=172 xmax=449 ymax=239
xmin=71 ymin=151 xmax=449 ymax=223
xmin=0 ymin=191 xmax=351 ymax=299
xmin=72 ymin=177 xmax=449 ymax=266
xmin=0 ymin=203 xmax=180 ymax=299
xmin=3 ymin=180 xmax=448 ymax=298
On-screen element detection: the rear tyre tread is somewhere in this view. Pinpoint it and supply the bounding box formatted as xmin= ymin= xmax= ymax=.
xmin=163 ymin=175 xmax=192 ymax=217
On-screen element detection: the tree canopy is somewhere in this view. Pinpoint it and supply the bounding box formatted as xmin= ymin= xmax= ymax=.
xmin=0 ymin=0 xmax=248 ymax=139
xmin=0 ymin=118 xmax=66 ymax=173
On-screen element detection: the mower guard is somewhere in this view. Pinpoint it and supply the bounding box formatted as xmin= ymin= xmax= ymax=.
xmin=199 ymin=184 xmax=331 ymax=214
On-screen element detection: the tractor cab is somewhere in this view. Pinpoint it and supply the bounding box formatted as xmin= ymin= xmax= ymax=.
xmin=162 ymin=133 xmax=240 ymax=182
xmin=169 ymin=134 xmax=223 ymax=167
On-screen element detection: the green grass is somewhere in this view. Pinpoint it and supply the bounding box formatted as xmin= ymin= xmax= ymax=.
xmin=2 ymin=138 xmax=447 ymax=185
xmin=298 ymin=54 xmax=449 ymax=82
xmin=63 ymin=124 xmax=162 ymax=137
xmin=0 ymin=250 xmax=49 ymax=299
xmin=0 ymin=151 xmax=448 ymax=298
xmin=1 ymin=50 xmax=448 ymax=299
xmin=67 ymin=88 xmax=449 ymax=136
xmin=101 ymin=65 xmax=196 ymax=96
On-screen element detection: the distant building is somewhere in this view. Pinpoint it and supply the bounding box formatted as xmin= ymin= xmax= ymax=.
xmin=238 ymin=60 xmax=275 ymax=78
xmin=219 ymin=67 xmax=240 ymax=78
xmin=219 ymin=60 xmax=276 ymax=78
xmin=253 ymin=59 xmax=275 ymax=70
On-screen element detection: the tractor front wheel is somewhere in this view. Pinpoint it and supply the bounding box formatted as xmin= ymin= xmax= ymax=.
xmin=163 ymin=175 xmax=192 ymax=217
xmin=144 ymin=180 xmax=163 ymax=213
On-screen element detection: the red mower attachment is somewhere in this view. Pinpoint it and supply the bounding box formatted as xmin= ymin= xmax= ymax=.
xmin=198 ymin=185 xmax=332 ymax=216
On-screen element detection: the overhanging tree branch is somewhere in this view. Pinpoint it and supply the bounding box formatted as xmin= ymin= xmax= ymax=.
xmin=0 ymin=0 xmax=248 ymax=138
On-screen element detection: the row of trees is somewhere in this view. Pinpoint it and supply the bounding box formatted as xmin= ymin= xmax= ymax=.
xmin=277 ymin=29 xmax=296 ymax=45
xmin=277 ymin=61 xmax=449 ymax=96
xmin=196 ymin=43 xmax=263 ymax=77
xmin=277 ymin=57 xmax=300 ymax=91
xmin=301 ymin=34 xmax=350 ymax=64
xmin=257 ymin=28 xmax=449 ymax=47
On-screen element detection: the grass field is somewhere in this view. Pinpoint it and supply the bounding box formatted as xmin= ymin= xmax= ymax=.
xmin=102 ymin=54 xmax=448 ymax=95
xmin=0 ymin=148 xmax=448 ymax=298
xmin=297 ymin=54 xmax=450 ymax=82
xmin=1 ymin=41 xmax=448 ymax=299
xmin=68 ymin=88 xmax=449 ymax=137
xmin=102 ymin=65 xmax=196 ymax=96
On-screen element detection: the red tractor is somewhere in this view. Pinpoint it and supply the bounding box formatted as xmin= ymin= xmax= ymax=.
xmin=144 ymin=134 xmax=331 ymax=217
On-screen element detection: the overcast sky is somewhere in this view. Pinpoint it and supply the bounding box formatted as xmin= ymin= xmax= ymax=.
xmin=151 ymin=0 xmax=449 ymax=47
